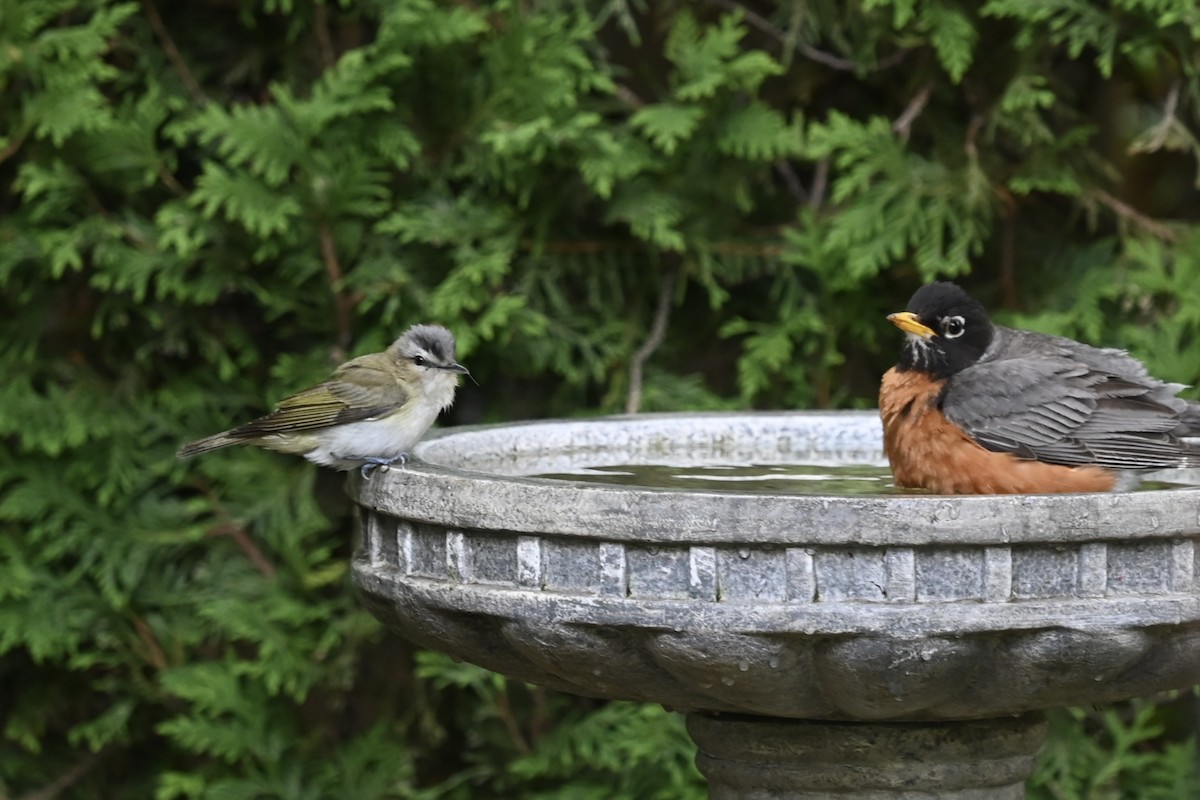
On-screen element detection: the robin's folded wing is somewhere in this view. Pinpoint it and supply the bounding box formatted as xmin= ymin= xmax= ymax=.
xmin=941 ymin=358 xmax=1196 ymax=470
xmin=226 ymin=354 xmax=408 ymax=438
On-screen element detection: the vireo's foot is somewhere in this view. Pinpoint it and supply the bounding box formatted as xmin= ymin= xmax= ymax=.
xmin=359 ymin=453 xmax=408 ymax=479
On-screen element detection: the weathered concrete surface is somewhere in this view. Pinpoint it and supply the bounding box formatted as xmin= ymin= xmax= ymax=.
xmin=351 ymin=411 xmax=1200 ymax=797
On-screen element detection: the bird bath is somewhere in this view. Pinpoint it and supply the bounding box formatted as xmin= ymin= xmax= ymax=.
xmin=351 ymin=411 xmax=1200 ymax=799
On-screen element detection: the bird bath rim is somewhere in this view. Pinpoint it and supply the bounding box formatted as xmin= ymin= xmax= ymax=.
xmin=356 ymin=410 xmax=1200 ymax=548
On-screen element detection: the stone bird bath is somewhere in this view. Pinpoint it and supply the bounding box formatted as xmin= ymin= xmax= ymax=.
xmin=351 ymin=412 xmax=1200 ymax=799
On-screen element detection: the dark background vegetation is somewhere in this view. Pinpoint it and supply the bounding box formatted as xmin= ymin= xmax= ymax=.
xmin=3 ymin=1 xmax=1200 ymax=797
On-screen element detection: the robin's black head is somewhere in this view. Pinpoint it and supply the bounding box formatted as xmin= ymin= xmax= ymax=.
xmin=888 ymin=282 xmax=993 ymax=378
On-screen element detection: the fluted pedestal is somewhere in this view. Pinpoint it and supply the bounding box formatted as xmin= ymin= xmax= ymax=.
xmin=688 ymin=713 xmax=1045 ymax=799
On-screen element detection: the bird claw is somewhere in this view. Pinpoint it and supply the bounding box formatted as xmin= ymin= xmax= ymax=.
xmin=359 ymin=454 xmax=408 ymax=479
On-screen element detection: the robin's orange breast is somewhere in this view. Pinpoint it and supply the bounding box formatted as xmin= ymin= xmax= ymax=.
xmin=879 ymin=367 xmax=1116 ymax=495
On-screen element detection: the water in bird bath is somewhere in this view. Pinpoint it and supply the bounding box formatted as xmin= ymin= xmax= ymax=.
xmin=534 ymin=463 xmax=1198 ymax=495
xmin=537 ymin=463 xmax=903 ymax=494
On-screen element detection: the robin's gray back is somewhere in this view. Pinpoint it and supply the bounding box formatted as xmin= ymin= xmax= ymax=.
xmin=985 ymin=327 xmax=1183 ymax=394
xmin=942 ymin=326 xmax=1200 ymax=470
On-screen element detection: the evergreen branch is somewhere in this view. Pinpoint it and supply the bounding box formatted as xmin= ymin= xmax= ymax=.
xmin=892 ymin=83 xmax=933 ymax=142
xmin=626 ymin=263 xmax=678 ymax=414
xmin=521 ymin=239 xmax=642 ymax=254
xmin=1086 ymin=189 xmax=1179 ymax=242
xmin=12 ymin=749 xmax=107 ymax=800
xmin=701 ymin=0 xmax=906 ymax=72
xmin=318 ymin=223 xmax=356 ymax=358
xmin=520 ymin=239 xmax=784 ymax=257
xmin=141 ymin=0 xmax=208 ymax=104
xmin=703 ymin=0 xmax=857 ymax=70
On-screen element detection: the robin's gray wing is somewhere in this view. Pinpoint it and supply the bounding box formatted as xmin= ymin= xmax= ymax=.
xmin=988 ymin=326 xmax=1200 ymax=438
xmin=941 ymin=357 xmax=1199 ymax=470
xmin=226 ymin=353 xmax=408 ymax=438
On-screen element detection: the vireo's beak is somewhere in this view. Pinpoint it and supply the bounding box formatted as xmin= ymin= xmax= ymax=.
xmin=444 ymin=361 xmax=477 ymax=385
xmin=887 ymin=311 xmax=936 ymax=340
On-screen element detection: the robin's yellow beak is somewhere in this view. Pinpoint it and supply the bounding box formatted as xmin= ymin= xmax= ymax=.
xmin=887 ymin=311 xmax=936 ymax=340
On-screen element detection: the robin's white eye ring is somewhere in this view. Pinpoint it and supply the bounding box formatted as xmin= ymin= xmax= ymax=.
xmin=943 ymin=316 xmax=966 ymax=338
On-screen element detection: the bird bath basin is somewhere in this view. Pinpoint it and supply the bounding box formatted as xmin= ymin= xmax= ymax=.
xmin=352 ymin=411 xmax=1200 ymax=799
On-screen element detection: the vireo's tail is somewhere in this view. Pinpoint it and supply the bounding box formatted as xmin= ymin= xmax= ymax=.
xmin=177 ymin=431 xmax=240 ymax=459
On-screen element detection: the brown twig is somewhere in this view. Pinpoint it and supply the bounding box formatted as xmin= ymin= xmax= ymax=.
xmin=892 ymin=83 xmax=933 ymax=142
xmin=774 ymin=160 xmax=808 ymax=204
xmin=614 ymin=84 xmax=645 ymax=110
xmin=809 ymin=158 xmax=829 ymax=212
xmin=710 ymin=240 xmax=785 ymax=258
xmin=141 ymin=0 xmax=207 ymax=104
xmin=208 ymin=523 xmax=278 ymax=580
xmin=964 ymin=114 xmax=985 ymax=162
xmin=998 ymin=189 xmax=1019 ymax=308
xmin=133 ymin=617 xmax=169 ymax=671
xmin=1133 ymin=81 xmax=1181 ymax=154
xmin=1086 ymin=189 xmax=1179 ymax=242
xmin=794 ymin=41 xmax=859 ymax=72
xmin=0 ymin=131 xmax=27 ymax=166
xmin=193 ymin=479 xmax=278 ymax=579
xmin=626 ymin=264 xmax=679 ymax=414
xmin=493 ymin=684 xmax=531 ymax=753
xmin=314 ymin=2 xmax=336 ymax=69
xmin=14 ymin=750 xmax=106 ymax=800
xmin=876 ymin=48 xmax=910 ymax=70
xmin=528 ymin=686 xmax=550 ymax=743
xmin=153 ymin=161 xmax=187 ymax=197
xmin=318 ymin=223 xmax=355 ymax=358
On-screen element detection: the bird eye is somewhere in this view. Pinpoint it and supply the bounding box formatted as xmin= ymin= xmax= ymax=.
xmin=942 ymin=316 xmax=966 ymax=339
xmin=412 ymin=355 xmax=427 ymax=366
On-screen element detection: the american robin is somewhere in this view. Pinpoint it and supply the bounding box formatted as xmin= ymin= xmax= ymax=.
xmin=880 ymin=282 xmax=1200 ymax=494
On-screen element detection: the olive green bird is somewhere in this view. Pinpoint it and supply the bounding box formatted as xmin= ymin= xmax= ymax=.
xmin=178 ymin=325 xmax=469 ymax=476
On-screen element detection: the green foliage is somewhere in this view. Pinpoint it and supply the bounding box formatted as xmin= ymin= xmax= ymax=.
xmin=3 ymin=0 xmax=1200 ymax=797
xmin=412 ymin=653 xmax=705 ymax=799
xmin=1030 ymin=701 xmax=1200 ymax=799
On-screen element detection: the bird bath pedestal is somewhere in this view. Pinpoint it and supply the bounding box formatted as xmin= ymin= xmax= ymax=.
xmin=351 ymin=412 xmax=1200 ymax=799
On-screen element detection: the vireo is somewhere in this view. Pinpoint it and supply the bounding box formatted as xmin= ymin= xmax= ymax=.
xmin=178 ymin=324 xmax=469 ymax=475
